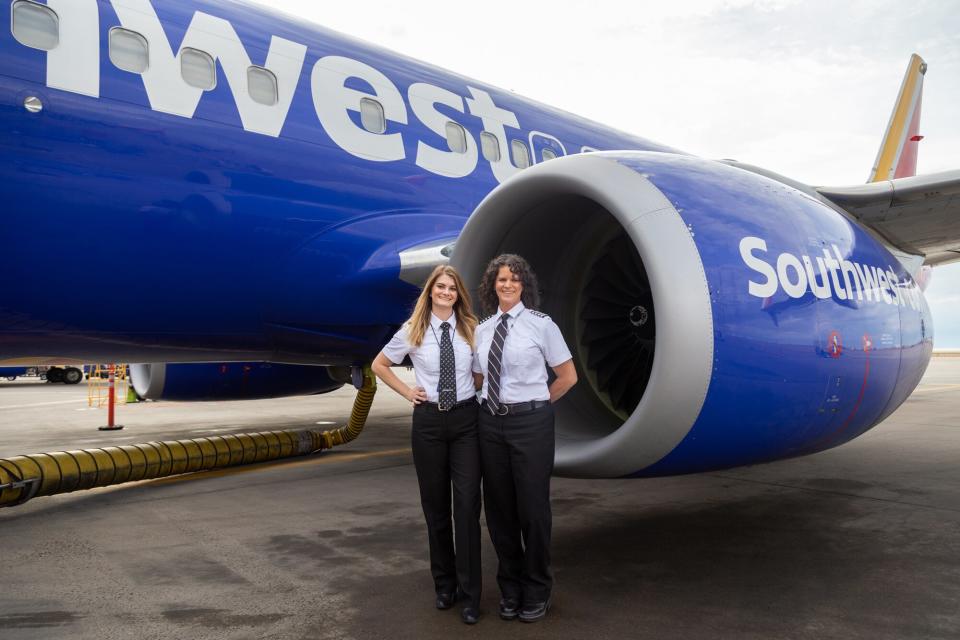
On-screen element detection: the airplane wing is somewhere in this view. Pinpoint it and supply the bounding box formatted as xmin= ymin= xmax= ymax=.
xmin=815 ymin=54 xmax=960 ymax=267
xmin=817 ymin=170 xmax=960 ymax=266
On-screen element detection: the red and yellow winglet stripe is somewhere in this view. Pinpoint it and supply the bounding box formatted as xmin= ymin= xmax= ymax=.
xmin=869 ymin=54 xmax=927 ymax=183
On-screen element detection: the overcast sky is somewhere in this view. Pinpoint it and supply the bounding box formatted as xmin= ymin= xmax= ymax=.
xmin=262 ymin=0 xmax=960 ymax=346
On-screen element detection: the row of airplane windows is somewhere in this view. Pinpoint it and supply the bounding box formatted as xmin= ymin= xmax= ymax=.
xmin=12 ymin=0 xmax=558 ymax=166
xmin=12 ymin=0 xmax=281 ymax=106
xmin=359 ymin=98 xmax=549 ymax=167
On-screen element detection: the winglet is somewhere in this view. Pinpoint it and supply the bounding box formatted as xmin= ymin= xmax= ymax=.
xmin=868 ymin=54 xmax=927 ymax=183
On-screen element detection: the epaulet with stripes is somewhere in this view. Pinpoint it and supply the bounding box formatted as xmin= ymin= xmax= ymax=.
xmin=479 ymin=314 xmax=495 ymax=324
xmin=528 ymin=309 xmax=549 ymax=319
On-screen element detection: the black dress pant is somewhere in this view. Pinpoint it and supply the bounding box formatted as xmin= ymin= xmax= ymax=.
xmin=479 ymin=403 xmax=555 ymax=603
xmin=411 ymin=401 xmax=482 ymax=607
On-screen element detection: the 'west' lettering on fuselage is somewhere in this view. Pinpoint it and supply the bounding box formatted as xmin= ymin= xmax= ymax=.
xmin=26 ymin=0 xmax=574 ymax=182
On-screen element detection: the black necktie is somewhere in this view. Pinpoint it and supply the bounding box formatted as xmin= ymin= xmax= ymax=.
xmin=438 ymin=321 xmax=456 ymax=410
xmin=486 ymin=314 xmax=510 ymax=412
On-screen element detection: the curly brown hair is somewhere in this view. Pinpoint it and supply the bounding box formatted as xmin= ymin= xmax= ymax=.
xmin=478 ymin=254 xmax=541 ymax=314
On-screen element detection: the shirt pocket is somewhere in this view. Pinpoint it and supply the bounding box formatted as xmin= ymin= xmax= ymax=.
xmin=477 ymin=334 xmax=493 ymax=370
xmin=414 ymin=343 xmax=441 ymax=378
xmin=454 ymin=341 xmax=473 ymax=370
xmin=506 ymin=336 xmax=542 ymax=367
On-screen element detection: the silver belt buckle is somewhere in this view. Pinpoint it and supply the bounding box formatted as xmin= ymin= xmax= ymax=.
xmin=496 ymin=402 xmax=509 ymax=416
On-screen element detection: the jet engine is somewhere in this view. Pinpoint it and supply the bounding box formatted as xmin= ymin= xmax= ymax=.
xmin=130 ymin=362 xmax=344 ymax=401
xmin=452 ymin=152 xmax=932 ymax=478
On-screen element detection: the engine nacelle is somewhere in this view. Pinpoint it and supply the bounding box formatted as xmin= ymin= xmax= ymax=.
xmin=452 ymin=152 xmax=932 ymax=478
xmin=130 ymin=362 xmax=344 ymax=401
xmin=0 ymin=366 xmax=29 ymax=380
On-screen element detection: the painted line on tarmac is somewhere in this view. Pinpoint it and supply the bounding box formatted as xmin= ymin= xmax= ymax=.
xmin=911 ymin=384 xmax=960 ymax=395
xmin=147 ymin=447 xmax=414 ymax=487
xmin=0 ymin=398 xmax=88 ymax=410
xmin=710 ymin=472 xmax=960 ymax=514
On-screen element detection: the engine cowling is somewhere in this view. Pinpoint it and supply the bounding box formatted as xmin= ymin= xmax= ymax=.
xmin=0 ymin=366 xmax=29 ymax=379
xmin=130 ymin=362 xmax=344 ymax=401
xmin=452 ymin=151 xmax=932 ymax=478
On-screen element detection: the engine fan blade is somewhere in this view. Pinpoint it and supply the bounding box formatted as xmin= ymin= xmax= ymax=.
xmin=577 ymin=233 xmax=656 ymax=415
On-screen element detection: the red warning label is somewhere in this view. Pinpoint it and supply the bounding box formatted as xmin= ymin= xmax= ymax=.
xmin=828 ymin=331 xmax=843 ymax=358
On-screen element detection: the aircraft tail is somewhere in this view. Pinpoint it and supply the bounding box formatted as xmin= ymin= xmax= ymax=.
xmin=868 ymin=54 xmax=926 ymax=183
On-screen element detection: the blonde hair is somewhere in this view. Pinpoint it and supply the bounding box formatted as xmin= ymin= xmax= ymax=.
xmin=407 ymin=265 xmax=478 ymax=350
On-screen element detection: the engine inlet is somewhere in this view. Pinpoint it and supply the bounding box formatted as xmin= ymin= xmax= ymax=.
xmin=579 ymin=233 xmax=655 ymax=416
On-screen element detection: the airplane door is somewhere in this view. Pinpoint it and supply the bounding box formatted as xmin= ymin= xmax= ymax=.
xmin=529 ymin=131 xmax=566 ymax=164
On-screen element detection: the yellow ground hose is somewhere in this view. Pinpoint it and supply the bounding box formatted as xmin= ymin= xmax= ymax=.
xmin=0 ymin=366 xmax=377 ymax=508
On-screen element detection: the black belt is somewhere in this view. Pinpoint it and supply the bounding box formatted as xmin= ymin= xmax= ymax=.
xmin=419 ymin=399 xmax=478 ymax=412
xmin=483 ymin=399 xmax=550 ymax=416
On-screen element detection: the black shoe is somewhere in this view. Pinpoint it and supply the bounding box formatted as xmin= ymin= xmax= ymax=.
xmin=436 ymin=588 xmax=460 ymax=610
xmin=519 ymin=598 xmax=551 ymax=623
xmin=498 ymin=597 xmax=520 ymax=620
xmin=461 ymin=607 xmax=479 ymax=625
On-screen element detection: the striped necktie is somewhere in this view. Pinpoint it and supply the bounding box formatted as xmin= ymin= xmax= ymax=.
xmin=486 ymin=314 xmax=511 ymax=412
xmin=437 ymin=322 xmax=456 ymax=410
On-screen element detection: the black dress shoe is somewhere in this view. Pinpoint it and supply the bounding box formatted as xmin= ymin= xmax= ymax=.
xmin=518 ymin=598 xmax=551 ymax=623
xmin=498 ymin=597 xmax=520 ymax=620
xmin=435 ymin=589 xmax=459 ymax=610
xmin=461 ymin=607 xmax=479 ymax=625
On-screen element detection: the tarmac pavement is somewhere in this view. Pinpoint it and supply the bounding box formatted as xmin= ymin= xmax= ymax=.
xmin=0 ymin=360 xmax=958 ymax=639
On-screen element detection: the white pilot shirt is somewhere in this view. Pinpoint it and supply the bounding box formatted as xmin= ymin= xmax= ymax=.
xmin=472 ymin=302 xmax=573 ymax=404
xmin=381 ymin=312 xmax=477 ymax=403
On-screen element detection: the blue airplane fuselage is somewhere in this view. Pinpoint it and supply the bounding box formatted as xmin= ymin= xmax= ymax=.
xmin=0 ymin=0 xmax=934 ymax=477
xmin=0 ymin=0 xmax=673 ymax=363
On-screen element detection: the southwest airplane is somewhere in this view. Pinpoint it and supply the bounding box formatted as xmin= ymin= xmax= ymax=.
xmin=2 ymin=0 xmax=959 ymax=478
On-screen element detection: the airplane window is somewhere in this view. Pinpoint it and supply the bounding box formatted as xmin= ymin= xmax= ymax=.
xmin=511 ymin=140 xmax=530 ymax=169
xmin=11 ymin=0 xmax=59 ymax=51
xmin=108 ymin=28 xmax=149 ymax=74
xmin=445 ymin=122 xmax=467 ymax=154
xmin=181 ymin=48 xmax=216 ymax=91
xmin=480 ymin=132 xmax=500 ymax=163
xmin=248 ymin=66 xmax=278 ymax=106
xmin=542 ymin=148 xmax=557 ymax=162
xmin=360 ymin=98 xmax=386 ymax=134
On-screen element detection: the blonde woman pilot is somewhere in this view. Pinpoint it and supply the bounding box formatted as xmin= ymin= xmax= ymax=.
xmin=371 ymin=265 xmax=483 ymax=625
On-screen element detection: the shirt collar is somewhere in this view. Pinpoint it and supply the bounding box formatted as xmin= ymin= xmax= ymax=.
xmin=431 ymin=312 xmax=456 ymax=331
xmin=495 ymin=301 xmax=525 ymax=322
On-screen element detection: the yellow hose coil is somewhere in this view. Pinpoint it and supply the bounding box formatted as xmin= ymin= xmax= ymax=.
xmin=0 ymin=366 xmax=377 ymax=508
xmin=319 ymin=366 xmax=377 ymax=449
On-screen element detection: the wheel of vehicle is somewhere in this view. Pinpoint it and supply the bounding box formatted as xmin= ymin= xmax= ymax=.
xmin=63 ymin=367 xmax=83 ymax=385
xmin=46 ymin=367 xmax=65 ymax=383
xmin=5 ymin=376 xmax=16 ymax=381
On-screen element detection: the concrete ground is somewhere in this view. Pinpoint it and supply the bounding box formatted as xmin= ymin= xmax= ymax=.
xmin=0 ymin=358 xmax=958 ymax=639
